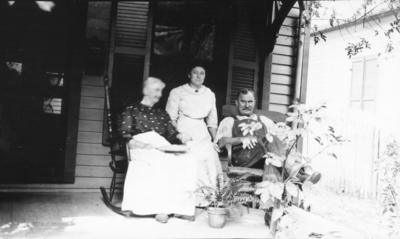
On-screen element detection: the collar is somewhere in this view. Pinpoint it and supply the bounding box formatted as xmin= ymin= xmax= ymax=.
xmin=236 ymin=114 xmax=258 ymax=121
xmin=182 ymin=83 xmax=206 ymax=94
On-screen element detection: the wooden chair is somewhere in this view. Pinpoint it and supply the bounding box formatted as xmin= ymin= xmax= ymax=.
xmin=104 ymin=77 xmax=128 ymax=202
xmin=220 ymin=105 xmax=287 ymax=207
xmin=221 ymin=105 xmax=287 ymax=168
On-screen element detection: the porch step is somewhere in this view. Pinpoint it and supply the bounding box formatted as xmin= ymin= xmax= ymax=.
xmin=279 ymin=206 xmax=364 ymax=238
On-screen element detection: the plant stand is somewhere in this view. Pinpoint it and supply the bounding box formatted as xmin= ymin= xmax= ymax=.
xmin=207 ymin=207 xmax=228 ymax=228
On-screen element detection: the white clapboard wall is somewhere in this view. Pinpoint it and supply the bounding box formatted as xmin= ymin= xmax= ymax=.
xmin=226 ymin=1 xmax=301 ymax=114
xmin=269 ymin=4 xmax=300 ymax=113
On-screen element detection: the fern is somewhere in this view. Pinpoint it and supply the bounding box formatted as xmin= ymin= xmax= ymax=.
xmin=196 ymin=174 xmax=254 ymax=208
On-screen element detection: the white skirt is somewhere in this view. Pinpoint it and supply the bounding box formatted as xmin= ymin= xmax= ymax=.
xmin=121 ymin=132 xmax=196 ymax=216
xmin=177 ymin=116 xmax=223 ymax=190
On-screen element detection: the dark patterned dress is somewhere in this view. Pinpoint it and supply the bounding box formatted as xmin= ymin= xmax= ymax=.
xmin=119 ymin=102 xmax=178 ymax=142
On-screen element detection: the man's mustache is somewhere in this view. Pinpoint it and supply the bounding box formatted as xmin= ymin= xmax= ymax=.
xmin=242 ymin=107 xmax=252 ymax=110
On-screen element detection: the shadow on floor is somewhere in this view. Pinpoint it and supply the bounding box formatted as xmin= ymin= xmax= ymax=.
xmin=0 ymin=192 xmax=269 ymax=239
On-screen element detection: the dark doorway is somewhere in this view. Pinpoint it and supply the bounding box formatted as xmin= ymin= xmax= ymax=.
xmin=0 ymin=2 xmax=87 ymax=183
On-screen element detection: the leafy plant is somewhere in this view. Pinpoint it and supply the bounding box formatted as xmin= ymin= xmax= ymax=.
xmin=196 ymin=175 xmax=254 ymax=217
xmin=305 ymin=0 xmax=400 ymax=56
xmin=345 ymin=38 xmax=371 ymax=58
xmin=377 ymin=138 xmax=400 ymax=238
xmin=253 ymin=102 xmax=347 ymax=236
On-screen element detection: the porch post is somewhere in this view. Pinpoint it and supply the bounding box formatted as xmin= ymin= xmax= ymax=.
xmin=259 ymin=1 xmax=274 ymax=110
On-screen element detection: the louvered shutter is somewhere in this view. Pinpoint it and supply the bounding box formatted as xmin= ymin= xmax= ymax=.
xmin=349 ymin=57 xmax=378 ymax=112
xmin=107 ymin=1 xmax=153 ymax=105
xmin=362 ymin=58 xmax=378 ymax=112
xmin=226 ymin=1 xmax=259 ymax=105
xmin=103 ymin=2 xmax=153 ymax=145
xmin=350 ymin=59 xmax=363 ymax=109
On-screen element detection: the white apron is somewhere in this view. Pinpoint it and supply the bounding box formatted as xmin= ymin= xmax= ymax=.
xmin=121 ymin=132 xmax=196 ymax=215
xmin=177 ymin=115 xmax=223 ymax=189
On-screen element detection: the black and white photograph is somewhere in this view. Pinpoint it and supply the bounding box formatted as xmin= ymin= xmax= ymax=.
xmin=0 ymin=1 xmax=399 ymax=238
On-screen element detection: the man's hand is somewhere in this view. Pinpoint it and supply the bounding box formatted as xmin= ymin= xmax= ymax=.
xmin=240 ymin=136 xmax=258 ymax=149
xmin=177 ymin=132 xmax=192 ymax=144
xmin=213 ymin=142 xmax=221 ymax=153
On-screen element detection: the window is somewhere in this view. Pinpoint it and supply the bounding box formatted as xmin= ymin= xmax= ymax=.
xmin=43 ymin=71 xmax=64 ymax=114
xmin=350 ymin=57 xmax=378 ymax=112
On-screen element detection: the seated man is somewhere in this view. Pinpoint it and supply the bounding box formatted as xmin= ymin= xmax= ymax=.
xmin=214 ymin=88 xmax=320 ymax=184
xmin=118 ymin=77 xmax=196 ymax=223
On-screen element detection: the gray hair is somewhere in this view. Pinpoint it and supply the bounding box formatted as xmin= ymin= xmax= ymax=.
xmin=143 ymin=77 xmax=165 ymax=89
xmin=236 ymin=88 xmax=256 ymax=101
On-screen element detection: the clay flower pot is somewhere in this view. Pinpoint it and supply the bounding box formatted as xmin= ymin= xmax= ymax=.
xmin=207 ymin=207 xmax=228 ymax=228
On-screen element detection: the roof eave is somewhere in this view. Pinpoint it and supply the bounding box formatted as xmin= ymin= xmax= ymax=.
xmin=311 ymin=10 xmax=394 ymax=36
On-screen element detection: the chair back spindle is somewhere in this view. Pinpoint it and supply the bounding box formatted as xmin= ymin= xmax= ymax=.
xmin=102 ymin=77 xmax=128 ymax=202
xmin=104 ymin=77 xmax=117 ymax=165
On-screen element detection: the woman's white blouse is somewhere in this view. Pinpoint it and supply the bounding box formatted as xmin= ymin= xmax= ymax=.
xmin=166 ymin=84 xmax=218 ymax=129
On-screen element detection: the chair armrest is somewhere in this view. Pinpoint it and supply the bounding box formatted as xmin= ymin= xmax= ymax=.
xmin=125 ymin=138 xmax=131 ymax=162
xmin=225 ymin=143 xmax=232 ymax=167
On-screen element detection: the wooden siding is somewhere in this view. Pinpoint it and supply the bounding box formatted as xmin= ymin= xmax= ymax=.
xmin=269 ymin=6 xmax=300 ymax=113
xmin=75 ymin=73 xmax=118 ymax=190
xmin=0 ymin=178 xmax=124 ymax=192
xmin=306 ymin=13 xmax=400 ymax=120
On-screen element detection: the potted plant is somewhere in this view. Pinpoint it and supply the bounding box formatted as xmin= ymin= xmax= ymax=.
xmin=196 ymin=175 xmax=253 ymax=228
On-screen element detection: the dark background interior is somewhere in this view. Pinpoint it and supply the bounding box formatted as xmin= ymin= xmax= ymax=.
xmin=117 ymin=1 xmax=233 ymax=123
xmin=0 ymin=1 xmax=88 ymax=182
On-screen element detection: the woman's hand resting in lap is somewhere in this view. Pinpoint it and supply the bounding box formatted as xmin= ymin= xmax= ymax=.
xmin=128 ymin=139 xmax=155 ymax=150
xmin=177 ymin=133 xmax=192 ymax=144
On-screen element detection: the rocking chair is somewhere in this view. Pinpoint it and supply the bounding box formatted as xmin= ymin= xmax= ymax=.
xmin=103 ymin=77 xmax=128 ymax=202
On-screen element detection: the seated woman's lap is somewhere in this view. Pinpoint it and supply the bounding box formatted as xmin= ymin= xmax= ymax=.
xmin=122 ymin=148 xmax=196 ymax=215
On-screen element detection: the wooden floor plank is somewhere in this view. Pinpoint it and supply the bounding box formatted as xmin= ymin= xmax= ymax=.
xmin=0 ymin=177 xmax=125 ymax=190
xmin=0 ymin=195 xmax=12 ymax=227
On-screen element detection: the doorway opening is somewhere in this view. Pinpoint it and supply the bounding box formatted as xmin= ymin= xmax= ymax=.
xmin=0 ymin=2 xmax=87 ymax=183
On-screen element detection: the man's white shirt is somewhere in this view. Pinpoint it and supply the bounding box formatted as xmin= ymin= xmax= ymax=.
xmin=214 ymin=114 xmax=277 ymax=143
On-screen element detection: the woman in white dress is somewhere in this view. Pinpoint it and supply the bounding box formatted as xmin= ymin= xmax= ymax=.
xmin=166 ymin=65 xmax=223 ymax=195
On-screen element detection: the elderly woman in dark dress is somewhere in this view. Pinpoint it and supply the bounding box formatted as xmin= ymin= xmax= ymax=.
xmin=118 ymin=77 xmax=196 ymax=223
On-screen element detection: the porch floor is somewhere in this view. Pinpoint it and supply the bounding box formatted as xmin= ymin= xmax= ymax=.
xmin=0 ymin=192 xmax=270 ymax=239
